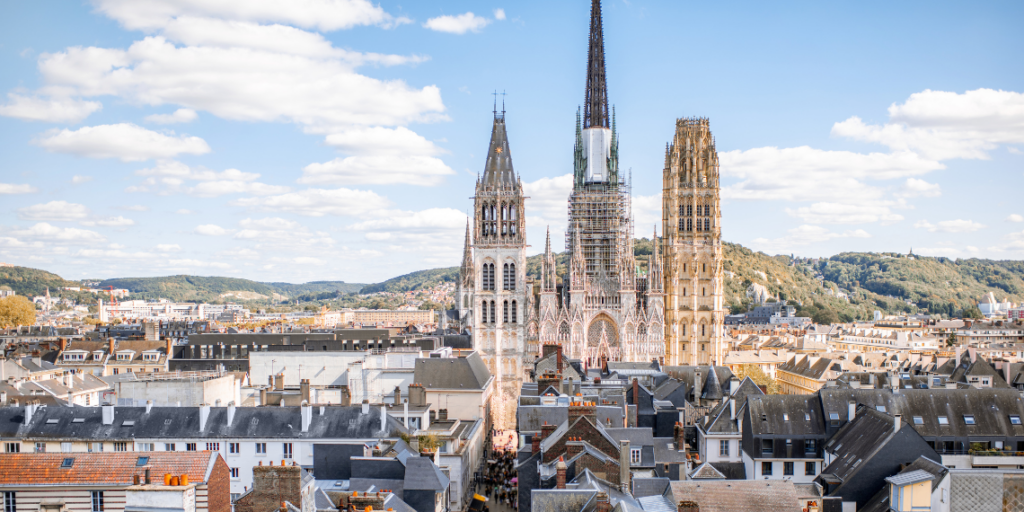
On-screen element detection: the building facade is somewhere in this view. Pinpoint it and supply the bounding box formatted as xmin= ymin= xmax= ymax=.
xmin=662 ymin=118 xmax=726 ymax=366
xmin=535 ymin=0 xmax=665 ymax=369
xmin=457 ymin=109 xmax=528 ymax=430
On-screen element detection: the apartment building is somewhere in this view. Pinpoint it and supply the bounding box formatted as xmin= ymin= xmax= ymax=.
xmin=0 ymin=403 xmax=409 ymax=498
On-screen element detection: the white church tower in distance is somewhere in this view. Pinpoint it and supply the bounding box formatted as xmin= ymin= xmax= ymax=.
xmin=457 ymin=106 xmax=527 ymax=431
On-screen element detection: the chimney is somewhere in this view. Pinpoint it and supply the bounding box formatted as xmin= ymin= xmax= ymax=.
xmin=380 ymin=405 xmax=387 ymax=433
xmin=894 ymin=414 xmax=902 ymax=432
xmin=199 ymin=404 xmax=211 ymax=431
xmin=394 ymin=386 xmax=402 ymax=405
xmin=259 ymin=387 xmax=267 ymax=406
xmin=850 ymin=378 xmax=861 ymax=389
xmin=227 ymin=401 xmax=236 ymax=426
xmin=694 ymin=372 xmax=702 ymax=403
xmin=729 ymin=378 xmax=739 ymax=396
xmin=619 ymin=439 xmax=631 ymax=492
xmin=274 ymin=373 xmax=284 ymax=391
xmin=408 ymin=384 xmax=426 ymax=407
xmin=144 ymin=468 xmax=151 ymax=484
xmin=540 ymin=423 xmax=557 ymax=443
xmin=341 ymin=385 xmax=352 ymax=406
xmin=595 ymin=492 xmax=611 ymax=512
xmin=145 ymin=400 xmax=153 ymax=414
xmin=555 ymin=457 xmax=567 ymax=489
xmin=632 ymin=378 xmax=639 ymax=404
xmin=23 ymin=404 xmax=34 ymax=425
xmin=102 ymin=404 xmax=115 ymax=425
xmin=673 ymin=422 xmax=685 ymax=450
xmin=403 ymin=400 xmax=409 ymax=429
xmin=301 ymin=401 xmax=312 ymax=432
xmin=300 ymin=379 xmax=310 ymax=404
xmin=59 ymin=338 xmax=68 ymax=353
xmin=729 ymin=396 xmax=736 ymax=421
xmin=556 ymin=344 xmax=563 ymax=372
xmin=531 ymin=434 xmax=540 ymax=455
xmin=848 ymin=401 xmax=856 ymax=422
xmin=362 ymin=400 xmax=370 ymax=415
xmin=108 ymin=338 xmax=115 ymax=356
xmin=166 ymin=338 xmax=174 ymax=360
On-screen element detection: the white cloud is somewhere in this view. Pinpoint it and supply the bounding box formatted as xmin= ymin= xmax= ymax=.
xmin=300 ymin=155 xmax=455 ymax=186
xmin=785 ymin=202 xmax=904 ymax=225
xmin=17 ymin=201 xmax=91 ymax=222
xmin=494 ymin=9 xmax=506 ymax=20
xmin=33 ymin=123 xmax=210 ymax=161
xmin=633 ymin=193 xmax=663 ymax=236
xmin=120 ymin=205 xmax=149 ymax=211
xmin=81 ymin=216 xmax=135 ymax=227
xmin=92 ymin=0 xmax=404 ymax=32
xmin=348 ymin=208 xmax=466 ymax=232
xmin=0 ymin=183 xmax=39 ymax=194
xmin=35 ymin=37 xmax=444 ymax=133
xmin=167 ymin=258 xmax=231 ymax=269
xmin=175 ymin=209 xmax=194 ymax=214
xmin=324 ymin=126 xmax=443 ymax=156
xmin=720 ymin=146 xmax=942 ymax=202
xmin=522 ymin=173 xmax=572 ymax=232
xmin=129 ymin=160 xmax=288 ymax=196
xmin=913 ymin=246 xmax=981 ymax=258
xmin=0 ymin=93 xmax=101 ymax=123
xmin=899 ymin=178 xmax=941 ymax=198
xmin=194 ymin=224 xmax=228 ymax=236
xmin=156 ymin=243 xmax=181 ymax=252
xmin=365 ymin=232 xmax=391 ymax=241
xmin=233 ymin=217 xmax=335 ymax=249
xmin=914 ymin=219 xmax=985 ymax=233
xmin=145 ymin=108 xmax=197 ymax=124
xmin=72 ymin=175 xmax=94 ymax=184
xmin=8 ymin=223 xmax=106 ymax=244
xmin=231 ymin=187 xmax=389 ymax=217
xmin=751 ymin=225 xmax=870 ymax=254
xmin=1008 ymin=214 xmax=1024 ymax=223
xmin=832 ymin=88 xmax=1024 ymax=161
xmin=424 ymin=12 xmax=491 ymax=34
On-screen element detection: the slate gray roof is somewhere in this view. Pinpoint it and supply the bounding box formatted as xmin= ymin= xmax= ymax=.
xmin=313 ymin=488 xmax=336 ymax=511
xmin=0 ymin=405 xmax=408 ymax=440
xmin=414 ymin=352 xmax=491 ymax=390
xmin=630 ymin=477 xmax=670 ymax=499
xmin=383 ymin=494 xmax=416 ymax=512
xmin=536 ymin=352 xmax=583 ymax=381
xmin=701 ymin=365 xmax=724 ymax=400
xmin=635 ymin=495 xmax=675 ymax=512
xmin=821 ymin=408 xmax=896 ymax=482
xmin=669 ymin=480 xmax=802 ymax=512
xmin=404 ymin=456 xmax=450 ymax=490
xmin=745 ymin=395 xmax=826 ymax=437
xmin=689 ymin=461 xmax=727 ymax=479
xmin=884 ymin=469 xmax=934 ymax=486
xmin=709 ymin=462 xmax=746 ymax=480
xmin=898 ymin=456 xmax=948 ymax=491
xmin=518 ymin=405 xmax=569 ymax=432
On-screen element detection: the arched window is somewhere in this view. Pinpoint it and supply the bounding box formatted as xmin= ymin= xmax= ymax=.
xmin=510 ymin=204 xmax=516 ymax=220
xmin=702 ymin=287 xmax=706 ymax=296
xmin=503 ymin=301 xmax=509 ymax=323
xmin=511 ymin=300 xmax=517 ymax=323
xmin=482 ymin=205 xmax=488 ymax=221
xmin=509 ymin=263 xmax=516 ymax=291
xmin=704 ymin=218 xmax=710 ymax=231
xmin=490 ymin=301 xmax=496 ymax=324
xmin=683 ymin=288 xmax=687 ymax=296
xmin=503 ymin=264 xmax=509 ymax=290
xmin=682 ymin=324 xmax=686 ymax=336
xmin=481 ymin=300 xmax=487 ymax=323
xmin=687 ymin=218 xmax=692 ymax=231
xmin=701 ymin=324 xmax=705 ymax=336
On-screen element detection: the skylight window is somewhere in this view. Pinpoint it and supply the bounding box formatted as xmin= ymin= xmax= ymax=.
xmin=61 ymin=458 xmax=74 ymax=468
xmin=136 ymin=457 xmax=149 ymax=467
xmin=783 ymin=414 xmax=789 ymax=421
xmin=1011 ymin=415 xmax=1022 ymax=425
xmin=46 ymin=419 xmax=59 ymax=424
xmin=938 ymin=416 xmax=949 ymax=425
xmin=72 ymin=418 xmax=84 ymax=423
xmin=122 ymin=420 xmax=135 ymax=427
xmin=964 ymin=415 xmax=976 ymax=425
xmin=875 ymin=406 xmax=886 ymax=413
xmin=805 ymin=413 xmax=811 ymax=421
xmin=913 ymin=416 xmax=923 ymax=425
xmin=829 ymin=413 xmax=839 ymax=421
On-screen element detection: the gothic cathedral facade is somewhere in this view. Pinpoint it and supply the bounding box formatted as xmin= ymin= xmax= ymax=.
xmin=662 ymin=118 xmax=726 ymax=366
xmin=457 ymin=110 xmax=527 ymax=430
xmin=535 ymin=0 xmax=665 ymax=368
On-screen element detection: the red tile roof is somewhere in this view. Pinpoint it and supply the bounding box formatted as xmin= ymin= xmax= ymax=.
xmin=0 ymin=452 xmax=217 ymax=486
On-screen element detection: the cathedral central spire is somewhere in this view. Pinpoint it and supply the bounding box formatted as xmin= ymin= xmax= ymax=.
xmin=584 ymin=0 xmax=609 ymax=129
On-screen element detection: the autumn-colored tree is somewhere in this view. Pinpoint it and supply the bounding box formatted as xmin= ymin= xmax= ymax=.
xmin=0 ymin=295 xmax=36 ymax=328
xmin=732 ymin=364 xmax=781 ymax=395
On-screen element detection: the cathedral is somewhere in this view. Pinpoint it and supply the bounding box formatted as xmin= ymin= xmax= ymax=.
xmin=456 ymin=0 xmax=726 ymax=429
xmin=457 ymin=104 xmax=528 ymax=430
xmin=534 ymin=0 xmax=665 ymax=368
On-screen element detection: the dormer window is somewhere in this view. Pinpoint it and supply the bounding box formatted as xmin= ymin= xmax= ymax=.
xmin=142 ymin=352 xmax=159 ymax=361
xmin=93 ymin=352 xmax=104 ymax=360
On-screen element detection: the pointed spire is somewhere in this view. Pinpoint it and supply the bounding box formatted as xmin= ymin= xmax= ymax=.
xmin=481 ymin=108 xmax=516 ymax=188
xmin=650 ymin=226 xmax=663 ymax=293
xmin=584 ymin=0 xmax=609 ymax=129
xmin=460 ymin=220 xmax=474 ymax=288
xmin=543 ymin=226 xmax=557 ymax=292
xmin=570 ymin=222 xmax=586 ymax=291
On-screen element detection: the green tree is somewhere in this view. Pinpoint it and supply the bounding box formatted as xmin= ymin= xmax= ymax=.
xmin=419 ymin=300 xmax=442 ymax=311
xmin=946 ymin=332 xmax=958 ymax=347
xmin=0 ymin=295 xmax=36 ymax=328
xmin=962 ymin=306 xmax=983 ymax=319
xmin=732 ymin=364 xmax=781 ymax=395
xmin=812 ymin=308 xmax=839 ymax=325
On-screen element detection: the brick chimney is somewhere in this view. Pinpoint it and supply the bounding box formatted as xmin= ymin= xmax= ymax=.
xmin=165 ymin=338 xmax=174 ymax=361
xmin=631 ymin=378 xmax=639 ymax=404
xmin=300 ymin=380 xmax=310 ymax=404
xmin=408 ymin=383 xmax=426 ymax=407
xmin=674 ymin=422 xmax=686 ymax=450
xmin=556 ymin=344 xmax=563 ymax=372
xmin=531 ymin=434 xmax=540 ymax=455
xmin=619 ymin=439 xmax=630 ymax=492
xmin=393 ymin=386 xmax=402 ymax=405
xmin=555 ymin=457 xmax=567 ymax=489
xmin=108 ymin=338 xmax=115 ymax=356
xmin=595 ymin=492 xmax=611 ymax=512
xmin=568 ymin=400 xmax=597 ymax=424
xmin=340 ymin=385 xmax=352 ymax=406
xmin=566 ymin=438 xmax=584 ymax=459
xmin=537 ymin=371 xmax=561 ymax=395
xmin=540 ymin=422 xmax=556 ymax=443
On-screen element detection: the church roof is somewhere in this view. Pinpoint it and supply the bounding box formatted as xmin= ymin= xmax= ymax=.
xmin=480 ymin=113 xmax=516 ymax=188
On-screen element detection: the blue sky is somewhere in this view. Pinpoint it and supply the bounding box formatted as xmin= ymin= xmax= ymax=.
xmin=1 ymin=0 xmax=1022 ymax=284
